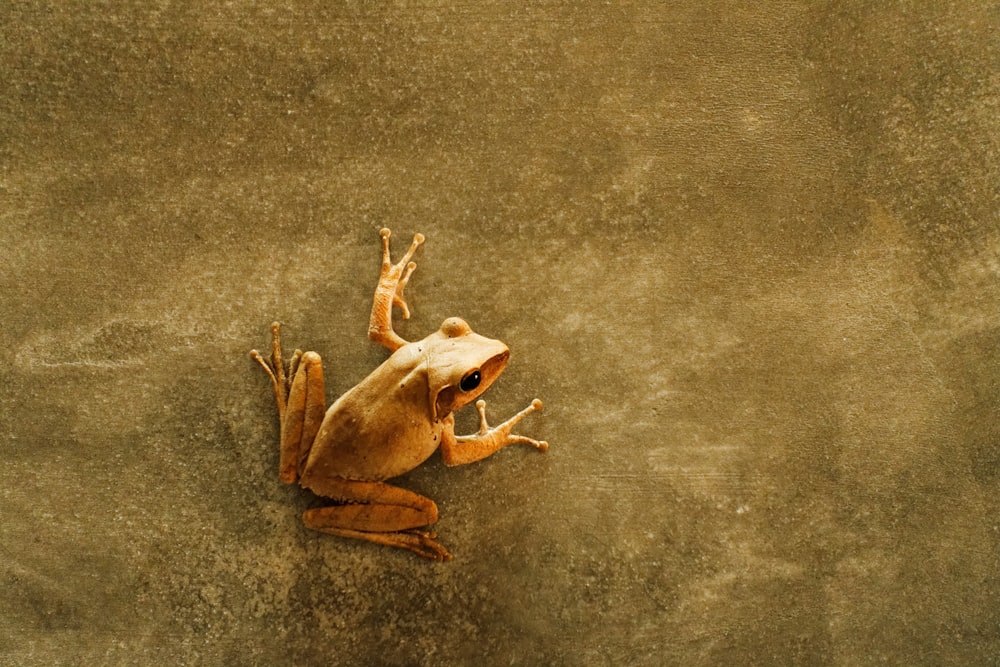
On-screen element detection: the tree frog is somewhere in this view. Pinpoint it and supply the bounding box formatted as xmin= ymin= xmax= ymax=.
xmin=250 ymin=228 xmax=548 ymax=560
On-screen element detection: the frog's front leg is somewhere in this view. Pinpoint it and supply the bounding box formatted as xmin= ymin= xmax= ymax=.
xmin=250 ymin=323 xmax=326 ymax=484
xmin=440 ymin=399 xmax=548 ymax=466
xmin=301 ymin=477 xmax=451 ymax=561
xmin=368 ymin=227 xmax=424 ymax=352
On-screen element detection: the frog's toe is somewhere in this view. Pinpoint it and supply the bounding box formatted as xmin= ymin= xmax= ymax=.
xmin=403 ymin=530 xmax=452 ymax=561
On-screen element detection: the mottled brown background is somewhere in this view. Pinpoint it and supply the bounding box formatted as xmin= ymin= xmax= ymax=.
xmin=2 ymin=2 xmax=998 ymax=665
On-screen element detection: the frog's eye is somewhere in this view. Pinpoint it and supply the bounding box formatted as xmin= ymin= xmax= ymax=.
xmin=460 ymin=370 xmax=481 ymax=392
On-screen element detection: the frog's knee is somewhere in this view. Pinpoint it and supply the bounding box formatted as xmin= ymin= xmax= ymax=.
xmin=300 ymin=351 xmax=322 ymax=366
xmin=424 ymin=500 xmax=439 ymax=525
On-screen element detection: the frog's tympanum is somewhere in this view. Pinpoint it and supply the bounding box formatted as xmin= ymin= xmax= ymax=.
xmin=251 ymin=229 xmax=547 ymax=560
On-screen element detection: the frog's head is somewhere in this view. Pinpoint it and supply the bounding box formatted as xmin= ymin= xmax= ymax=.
xmin=426 ymin=317 xmax=510 ymax=420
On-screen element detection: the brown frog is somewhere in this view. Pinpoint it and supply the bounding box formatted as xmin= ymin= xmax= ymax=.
xmin=250 ymin=228 xmax=547 ymax=560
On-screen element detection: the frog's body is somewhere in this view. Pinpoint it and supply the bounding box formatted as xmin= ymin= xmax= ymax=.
xmin=251 ymin=229 xmax=547 ymax=560
xmin=301 ymin=320 xmax=509 ymax=484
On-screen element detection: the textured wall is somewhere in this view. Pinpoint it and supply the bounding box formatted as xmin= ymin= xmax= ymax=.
xmin=3 ymin=2 xmax=998 ymax=665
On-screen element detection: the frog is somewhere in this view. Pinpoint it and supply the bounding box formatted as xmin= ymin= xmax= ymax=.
xmin=250 ymin=228 xmax=548 ymax=560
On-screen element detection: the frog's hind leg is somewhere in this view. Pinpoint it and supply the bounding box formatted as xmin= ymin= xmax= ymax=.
xmin=301 ymin=478 xmax=451 ymax=561
xmin=250 ymin=323 xmax=326 ymax=484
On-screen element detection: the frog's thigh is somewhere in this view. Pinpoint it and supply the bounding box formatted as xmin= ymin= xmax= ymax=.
xmin=302 ymin=478 xmax=438 ymax=532
xmin=280 ymin=351 xmax=325 ymax=484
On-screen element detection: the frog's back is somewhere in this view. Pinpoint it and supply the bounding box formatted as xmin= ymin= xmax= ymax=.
xmin=300 ymin=350 xmax=443 ymax=486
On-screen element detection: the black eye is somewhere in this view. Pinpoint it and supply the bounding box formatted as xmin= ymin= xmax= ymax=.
xmin=460 ymin=370 xmax=481 ymax=392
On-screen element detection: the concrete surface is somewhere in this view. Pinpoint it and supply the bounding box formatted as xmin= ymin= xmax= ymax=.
xmin=3 ymin=2 xmax=999 ymax=665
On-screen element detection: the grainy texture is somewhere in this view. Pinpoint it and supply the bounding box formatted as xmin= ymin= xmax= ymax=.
xmin=2 ymin=2 xmax=999 ymax=665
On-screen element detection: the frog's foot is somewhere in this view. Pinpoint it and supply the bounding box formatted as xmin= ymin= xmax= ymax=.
xmin=475 ymin=399 xmax=548 ymax=450
xmin=379 ymin=227 xmax=424 ymax=319
xmin=301 ymin=478 xmax=451 ymax=561
xmin=251 ymin=323 xmax=326 ymax=485
xmin=250 ymin=322 xmax=297 ymax=417
xmin=369 ymin=229 xmax=424 ymax=351
xmin=441 ymin=399 xmax=548 ymax=466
